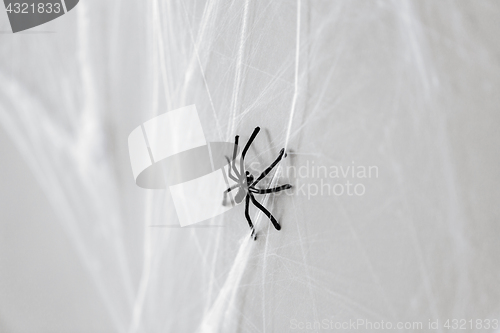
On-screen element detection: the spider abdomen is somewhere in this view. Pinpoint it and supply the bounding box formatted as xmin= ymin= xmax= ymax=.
xmin=234 ymin=187 xmax=247 ymax=204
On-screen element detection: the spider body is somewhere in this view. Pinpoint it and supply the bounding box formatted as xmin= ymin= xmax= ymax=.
xmin=225 ymin=127 xmax=292 ymax=240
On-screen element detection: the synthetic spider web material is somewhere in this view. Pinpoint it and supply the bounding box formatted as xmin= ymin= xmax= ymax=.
xmin=0 ymin=1 xmax=499 ymax=332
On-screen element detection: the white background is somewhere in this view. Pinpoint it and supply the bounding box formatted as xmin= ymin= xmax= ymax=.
xmin=0 ymin=1 xmax=499 ymax=332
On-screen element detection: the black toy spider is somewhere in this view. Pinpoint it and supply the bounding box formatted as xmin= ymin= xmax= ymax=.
xmin=224 ymin=127 xmax=292 ymax=240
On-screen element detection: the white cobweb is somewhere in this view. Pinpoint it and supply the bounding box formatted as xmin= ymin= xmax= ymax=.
xmin=0 ymin=0 xmax=499 ymax=332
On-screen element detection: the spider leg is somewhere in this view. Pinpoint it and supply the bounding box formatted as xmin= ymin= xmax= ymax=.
xmin=225 ymin=184 xmax=239 ymax=193
xmin=240 ymin=127 xmax=260 ymax=174
xmin=222 ymin=184 xmax=239 ymax=206
xmin=245 ymin=194 xmax=257 ymax=240
xmin=253 ymin=184 xmax=292 ymax=194
xmin=242 ymin=127 xmax=260 ymax=159
xmin=251 ymin=148 xmax=285 ymax=186
xmin=249 ymin=193 xmax=281 ymax=231
xmin=231 ymin=135 xmax=241 ymax=178
xmin=222 ymin=192 xmax=229 ymax=206
xmin=225 ymin=156 xmax=239 ymax=182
